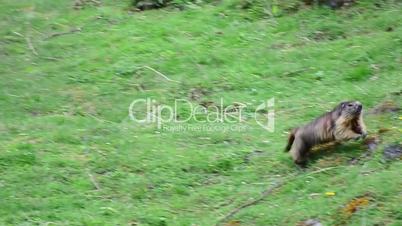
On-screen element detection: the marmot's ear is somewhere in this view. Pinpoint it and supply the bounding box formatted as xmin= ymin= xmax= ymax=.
xmin=340 ymin=101 xmax=349 ymax=109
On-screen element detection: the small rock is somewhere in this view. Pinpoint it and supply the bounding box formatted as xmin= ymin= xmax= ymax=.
xmin=383 ymin=144 xmax=402 ymax=160
xmin=363 ymin=135 xmax=380 ymax=151
xmin=136 ymin=1 xmax=161 ymax=10
xmin=297 ymin=219 xmax=323 ymax=226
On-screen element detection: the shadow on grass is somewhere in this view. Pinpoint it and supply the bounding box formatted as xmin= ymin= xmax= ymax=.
xmin=308 ymin=142 xmax=366 ymax=166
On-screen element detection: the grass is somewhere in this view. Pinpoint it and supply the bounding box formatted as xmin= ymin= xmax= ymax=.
xmin=0 ymin=0 xmax=401 ymax=225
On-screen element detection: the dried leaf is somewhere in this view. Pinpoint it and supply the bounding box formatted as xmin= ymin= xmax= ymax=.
xmin=342 ymin=196 xmax=370 ymax=217
xmin=224 ymin=220 xmax=241 ymax=226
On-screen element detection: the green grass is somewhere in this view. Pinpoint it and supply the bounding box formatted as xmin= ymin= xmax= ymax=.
xmin=0 ymin=0 xmax=401 ymax=225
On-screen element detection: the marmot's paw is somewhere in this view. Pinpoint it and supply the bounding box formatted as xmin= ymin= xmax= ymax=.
xmin=354 ymin=132 xmax=367 ymax=141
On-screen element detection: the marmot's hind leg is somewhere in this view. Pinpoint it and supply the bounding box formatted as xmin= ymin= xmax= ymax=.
xmin=290 ymin=137 xmax=310 ymax=166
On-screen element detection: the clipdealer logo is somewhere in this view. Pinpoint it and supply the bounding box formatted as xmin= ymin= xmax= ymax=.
xmin=128 ymin=98 xmax=274 ymax=132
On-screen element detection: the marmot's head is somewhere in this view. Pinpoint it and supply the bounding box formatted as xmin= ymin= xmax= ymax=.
xmin=339 ymin=101 xmax=363 ymax=119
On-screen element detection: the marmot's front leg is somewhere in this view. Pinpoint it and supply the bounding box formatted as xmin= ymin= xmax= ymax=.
xmin=352 ymin=128 xmax=367 ymax=140
xmin=353 ymin=132 xmax=366 ymax=141
xmin=335 ymin=128 xmax=364 ymax=141
xmin=353 ymin=115 xmax=367 ymax=139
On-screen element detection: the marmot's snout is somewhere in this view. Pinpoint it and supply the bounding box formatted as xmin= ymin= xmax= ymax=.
xmin=353 ymin=101 xmax=362 ymax=114
xmin=356 ymin=103 xmax=362 ymax=113
xmin=344 ymin=101 xmax=362 ymax=115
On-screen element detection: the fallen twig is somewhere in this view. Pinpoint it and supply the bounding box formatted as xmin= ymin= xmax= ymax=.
xmin=87 ymin=169 xmax=101 ymax=190
xmin=13 ymin=31 xmax=24 ymax=38
xmin=215 ymin=166 xmax=341 ymax=225
xmin=134 ymin=83 xmax=145 ymax=92
xmin=213 ymin=197 xmax=236 ymax=210
xmin=4 ymin=91 xmax=23 ymax=98
xmin=142 ymin=65 xmax=179 ymax=83
xmin=306 ymin=166 xmax=340 ymax=176
xmin=281 ymin=68 xmax=310 ymax=77
xmin=85 ymin=113 xmax=117 ymax=124
xmin=215 ymin=179 xmax=285 ymax=226
xmin=45 ymin=27 xmax=82 ymax=40
xmin=14 ymin=31 xmax=63 ymax=59
xmin=26 ymin=36 xmax=38 ymax=56
xmin=89 ymin=0 xmax=101 ymax=4
xmin=40 ymin=56 xmax=60 ymax=61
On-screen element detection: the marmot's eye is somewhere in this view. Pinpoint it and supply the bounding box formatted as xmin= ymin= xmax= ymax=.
xmin=347 ymin=103 xmax=353 ymax=107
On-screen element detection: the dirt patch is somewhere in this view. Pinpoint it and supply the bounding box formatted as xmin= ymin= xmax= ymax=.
xmin=243 ymin=150 xmax=264 ymax=164
xmin=188 ymin=87 xmax=209 ymax=101
xmin=370 ymin=100 xmax=400 ymax=114
xmin=73 ymin=0 xmax=101 ymax=10
xmin=349 ymin=135 xmax=380 ymax=165
xmin=308 ymin=30 xmax=346 ymax=41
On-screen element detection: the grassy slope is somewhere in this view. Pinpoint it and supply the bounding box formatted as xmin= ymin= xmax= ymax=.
xmin=0 ymin=0 xmax=401 ymax=225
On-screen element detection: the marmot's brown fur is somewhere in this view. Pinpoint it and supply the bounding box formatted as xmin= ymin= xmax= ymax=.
xmin=285 ymin=101 xmax=367 ymax=166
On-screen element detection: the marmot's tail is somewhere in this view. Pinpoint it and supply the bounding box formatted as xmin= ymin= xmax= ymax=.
xmin=285 ymin=128 xmax=297 ymax=152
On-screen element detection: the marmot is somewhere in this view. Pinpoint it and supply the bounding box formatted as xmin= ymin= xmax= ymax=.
xmin=285 ymin=101 xmax=367 ymax=166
